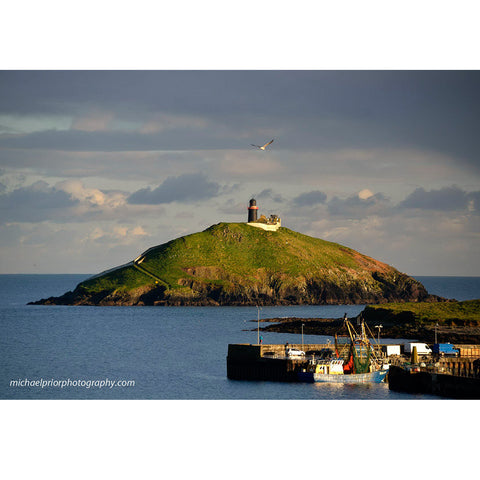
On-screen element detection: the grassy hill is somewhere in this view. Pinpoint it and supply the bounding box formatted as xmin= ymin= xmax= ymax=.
xmin=363 ymin=300 xmax=480 ymax=326
xmin=31 ymin=223 xmax=437 ymax=306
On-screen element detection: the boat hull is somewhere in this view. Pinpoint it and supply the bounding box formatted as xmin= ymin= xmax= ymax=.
xmin=298 ymin=370 xmax=388 ymax=384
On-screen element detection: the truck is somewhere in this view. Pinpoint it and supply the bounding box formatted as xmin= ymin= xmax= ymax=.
xmin=404 ymin=342 xmax=432 ymax=355
xmin=432 ymin=343 xmax=459 ymax=357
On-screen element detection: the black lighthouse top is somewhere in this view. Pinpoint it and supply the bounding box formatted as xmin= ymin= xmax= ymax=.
xmin=248 ymin=198 xmax=258 ymax=222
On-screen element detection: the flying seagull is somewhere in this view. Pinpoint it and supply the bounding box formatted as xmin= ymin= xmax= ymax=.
xmin=250 ymin=138 xmax=274 ymax=150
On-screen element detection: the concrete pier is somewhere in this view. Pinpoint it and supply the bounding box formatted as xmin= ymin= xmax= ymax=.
xmin=227 ymin=343 xmax=480 ymax=391
xmin=226 ymin=344 xmax=319 ymax=381
xmin=227 ymin=343 xmax=380 ymax=382
xmin=388 ymin=362 xmax=480 ymax=399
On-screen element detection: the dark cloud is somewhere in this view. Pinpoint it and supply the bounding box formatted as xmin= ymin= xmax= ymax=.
xmin=0 ymin=181 xmax=78 ymax=223
xmin=399 ymin=186 xmax=470 ymax=211
xmin=257 ymin=189 xmax=284 ymax=203
xmin=127 ymin=173 xmax=221 ymax=205
xmin=467 ymin=191 xmax=480 ymax=213
xmin=328 ymin=192 xmax=390 ymax=218
xmin=0 ymin=128 xmax=246 ymax=152
xmin=293 ymin=190 xmax=327 ymax=207
xmin=1 ymin=71 xmax=479 ymax=167
xmin=1 ymin=71 xmax=478 ymax=119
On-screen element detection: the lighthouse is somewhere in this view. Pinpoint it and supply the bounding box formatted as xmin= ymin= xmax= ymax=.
xmin=248 ymin=198 xmax=258 ymax=223
xmin=246 ymin=198 xmax=281 ymax=231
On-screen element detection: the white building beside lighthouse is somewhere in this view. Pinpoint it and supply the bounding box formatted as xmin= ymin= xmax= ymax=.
xmin=246 ymin=198 xmax=281 ymax=232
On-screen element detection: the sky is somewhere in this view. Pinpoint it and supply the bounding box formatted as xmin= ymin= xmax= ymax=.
xmin=0 ymin=70 xmax=479 ymax=275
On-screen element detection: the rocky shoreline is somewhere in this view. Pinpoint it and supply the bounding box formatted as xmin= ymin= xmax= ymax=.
xmin=28 ymin=283 xmax=444 ymax=307
xmin=253 ymin=316 xmax=480 ymax=344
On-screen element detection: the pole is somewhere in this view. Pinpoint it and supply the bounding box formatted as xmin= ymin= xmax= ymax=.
xmin=302 ymin=323 xmax=304 ymax=351
xmin=257 ymin=306 xmax=260 ymax=344
xmin=435 ymin=323 xmax=438 ymax=344
xmin=375 ymin=325 xmax=383 ymax=344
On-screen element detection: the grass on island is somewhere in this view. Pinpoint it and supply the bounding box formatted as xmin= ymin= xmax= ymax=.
xmin=366 ymin=299 xmax=480 ymax=326
xmin=80 ymin=265 xmax=155 ymax=293
xmin=80 ymin=222 xmax=397 ymax=294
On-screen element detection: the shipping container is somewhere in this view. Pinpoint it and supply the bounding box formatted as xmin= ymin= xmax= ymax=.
xmin=458 ymin=347 xmax=480 ymax=357
xmin=382 ymin=345 xmax=401 ymax=356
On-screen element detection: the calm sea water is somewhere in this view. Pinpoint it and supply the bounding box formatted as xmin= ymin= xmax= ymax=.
xmin=0 ymin=274 xmax=478 ymax=400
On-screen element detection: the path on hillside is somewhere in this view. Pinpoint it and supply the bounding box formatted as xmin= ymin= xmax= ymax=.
xmin=132 ymin=257 xmax=168 ymax=287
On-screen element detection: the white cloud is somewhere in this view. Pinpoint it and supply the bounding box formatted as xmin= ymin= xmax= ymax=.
xmin=56 ymin=179 xmax=107 ymax=205
xmin=358 ymin=188 xmax=374 ymax=199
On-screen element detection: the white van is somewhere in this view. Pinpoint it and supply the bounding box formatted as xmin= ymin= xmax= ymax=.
xmin=404 ymin=342 xmax=432 ymax=355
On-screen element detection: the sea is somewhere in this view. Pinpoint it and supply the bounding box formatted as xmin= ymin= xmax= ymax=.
xmin=1 ymin=274 xmax=479 ymax=400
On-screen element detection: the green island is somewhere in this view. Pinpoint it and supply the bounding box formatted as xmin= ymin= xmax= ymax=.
xmin=30 ymin=222 xmax=436 ymax=307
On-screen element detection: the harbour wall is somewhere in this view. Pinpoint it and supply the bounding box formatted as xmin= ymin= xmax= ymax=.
xmin=227 ymin=343 xmax=480 ymax=386
xmin=227 ymin=343 xmax=378 ymax=382
xmin=388 ymin=364 xmax=480 ymax=399
xmin=227 ymin=344 xmax=308 ymax=381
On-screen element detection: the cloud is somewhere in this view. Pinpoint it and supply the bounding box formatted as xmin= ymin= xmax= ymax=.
xmin=399 ymin=185 xmax=471 ymax=211
xmin=127 ymin=173 xmax=221 ymax=205
xmin=71 ymin=111 xmax=115 ymax=132
xmin=467 ymin=191 xmax=480 ymax=213
xmin=88 ymin=225 xmax=151 ymax=244
xmin=0 ymin=127 xmax=251 ymax=151
xmin=328 ymin=191 xmax=391 ymax=218
xmin=0 ymin=180 xmax=78 ymax=223
xmin=257 ymin=188 xmax=284 ymax=203
xmin=358 ymin=188 xmax=374 ymax=200
xmin=1 ymin=71 xmax=479 ymax=167
xmin=292 ymin=190 xmax=327 ymax=207
xmin=138 ymin=113 xmax=209 ymax=134
xmin=0 ymin=179 xmax=161 ymax=225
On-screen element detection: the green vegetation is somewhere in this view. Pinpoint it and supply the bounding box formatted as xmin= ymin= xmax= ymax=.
xmin=80 ymin=265 xmax=154 ymax=293
xmin=81 ymin=222 xmax=397 ymax=292
xmin=364 ymin=300 xmax=480 ymax=326
xmin=139 ymin=223 xmax=364 ymax=284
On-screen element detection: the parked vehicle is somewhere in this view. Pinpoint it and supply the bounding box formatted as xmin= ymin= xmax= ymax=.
xmin=404 ymin=342 xmax=432 ymax=355
xmin=286 ymin=348 xmax=305 ymax=357
xmin=433 ymin=343 xmax=459 ymax=357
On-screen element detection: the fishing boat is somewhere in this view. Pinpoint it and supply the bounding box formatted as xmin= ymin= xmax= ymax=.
xmin=297 ymin=318 xmax=388 ymax=384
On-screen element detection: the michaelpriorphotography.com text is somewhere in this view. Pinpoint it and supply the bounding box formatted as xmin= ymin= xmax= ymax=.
xmin=10 ymin=378 xmax=135 ymax=390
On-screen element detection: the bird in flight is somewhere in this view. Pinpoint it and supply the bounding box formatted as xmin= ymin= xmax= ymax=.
xmin=250 ymin=138 xmax=274 ymax=150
